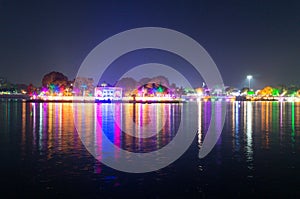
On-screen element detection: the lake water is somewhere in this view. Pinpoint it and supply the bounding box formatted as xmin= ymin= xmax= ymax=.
xmin=0 ymin=100 xmax=299 ymax=198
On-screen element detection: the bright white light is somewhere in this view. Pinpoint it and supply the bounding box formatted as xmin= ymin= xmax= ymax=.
xmin=247 ymin=75 xmax=253 ymax=89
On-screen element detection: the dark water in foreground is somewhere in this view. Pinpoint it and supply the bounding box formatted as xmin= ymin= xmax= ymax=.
xmin=0 ymin=100 xmax=299 ymax=198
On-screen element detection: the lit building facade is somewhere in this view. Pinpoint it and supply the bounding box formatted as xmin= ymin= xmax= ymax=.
xmin=94 ymin=87 xmax=122 ymax=101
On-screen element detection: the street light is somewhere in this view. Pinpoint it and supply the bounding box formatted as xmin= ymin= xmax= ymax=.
xmin=247 ymin=75 xmax=253 ymax=90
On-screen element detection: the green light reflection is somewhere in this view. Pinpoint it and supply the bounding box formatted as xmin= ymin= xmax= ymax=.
xmin=291 ymin=102 xmax=295 ymax=144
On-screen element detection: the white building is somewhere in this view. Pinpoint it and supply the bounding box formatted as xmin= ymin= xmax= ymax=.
xmin=94 ymin=87 xmax=122 ymax=101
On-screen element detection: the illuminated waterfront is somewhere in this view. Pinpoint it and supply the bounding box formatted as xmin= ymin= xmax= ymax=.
xmin=0 ymin=100 xmax=299 ymax=198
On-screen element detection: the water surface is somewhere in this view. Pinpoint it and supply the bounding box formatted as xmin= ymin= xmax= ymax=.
xmin=0 ymin=100 xmax=299 ymax=198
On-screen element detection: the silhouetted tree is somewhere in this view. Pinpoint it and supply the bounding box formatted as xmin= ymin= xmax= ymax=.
xmin=138 ymin=77 xmax=151 ymax=86
xmin=42 ymin=71 xmax=68 ymax=89
xmin=115 ymin=77 xmax=137 ymax=96
xmin=150 ymin=76 xmax=170 ymax=87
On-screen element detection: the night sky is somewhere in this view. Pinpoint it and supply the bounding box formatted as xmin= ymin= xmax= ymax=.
xmin=1 ymin=0 xmax=300 ymax=89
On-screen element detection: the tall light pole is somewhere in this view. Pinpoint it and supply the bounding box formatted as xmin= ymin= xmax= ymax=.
xmin=247 ymin=75 xmax=253 ymax=90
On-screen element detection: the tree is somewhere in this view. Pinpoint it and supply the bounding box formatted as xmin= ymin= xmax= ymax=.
xmin=149 ymin=76 xmax=170 ymax=87
xmin=137 ymin=82 xmax=170 ymax=97
xmin=240 ymin=87 xmax=249 ymax=96
xmin=258 ymin=86 xmax=273 ymax=96
xmin=115 ymin=77 xmax=137 ymax=96
xmin=42 ymin=71 xmax=69 ymax=95
xmin=225 ymin=86 xmax=235 ymax=95
xmin=42 ymin=71 xmax=68 ymax=88
xmin=27 ymin=83 xmax=36 ymax=96
xmin=287 ymin=84 xmax=299 ymax=96
xmin=74 ymin=77 xmax=94 ymax=96
xmin=138 ymin=77 xmax=151 ymax=86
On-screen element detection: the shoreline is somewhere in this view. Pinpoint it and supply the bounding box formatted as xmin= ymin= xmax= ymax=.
xmin=25 ymin=99 xmax=185 ymax=104
xmin=21 ymin=98 xmax=300 ymax=103
xmin=1 ymin=95 xmax=299 ymax=103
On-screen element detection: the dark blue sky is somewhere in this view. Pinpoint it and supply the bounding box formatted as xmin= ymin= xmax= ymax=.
xmin=1 ymin=0 xmax=300 ymax=89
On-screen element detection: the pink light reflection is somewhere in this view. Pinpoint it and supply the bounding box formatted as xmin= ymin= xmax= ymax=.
xmin=114 ymin=104 xmax=121 ymax=159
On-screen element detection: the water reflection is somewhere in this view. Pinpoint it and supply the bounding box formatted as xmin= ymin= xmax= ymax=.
xmin=23 ymin=103 xmax=80 ymax=159
xmin=1 ymin=99 xmax=300 ymax=198
xmin=233 ymin=101 xmax=240 ymax=153
xmin=291 ymin=102 xmax=295 ymax=144
xmin=245 ymin=102 xmax=254 ymax=175
xmin=21 ymin=102 xmax=26 ymax=148
xmin=197 ymin=101 xmax=202 ymax=149
xmin=64 ymin=103 xmax=182 ymax=166
xmin=3 ymin=101 xmax=297 ymax=174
